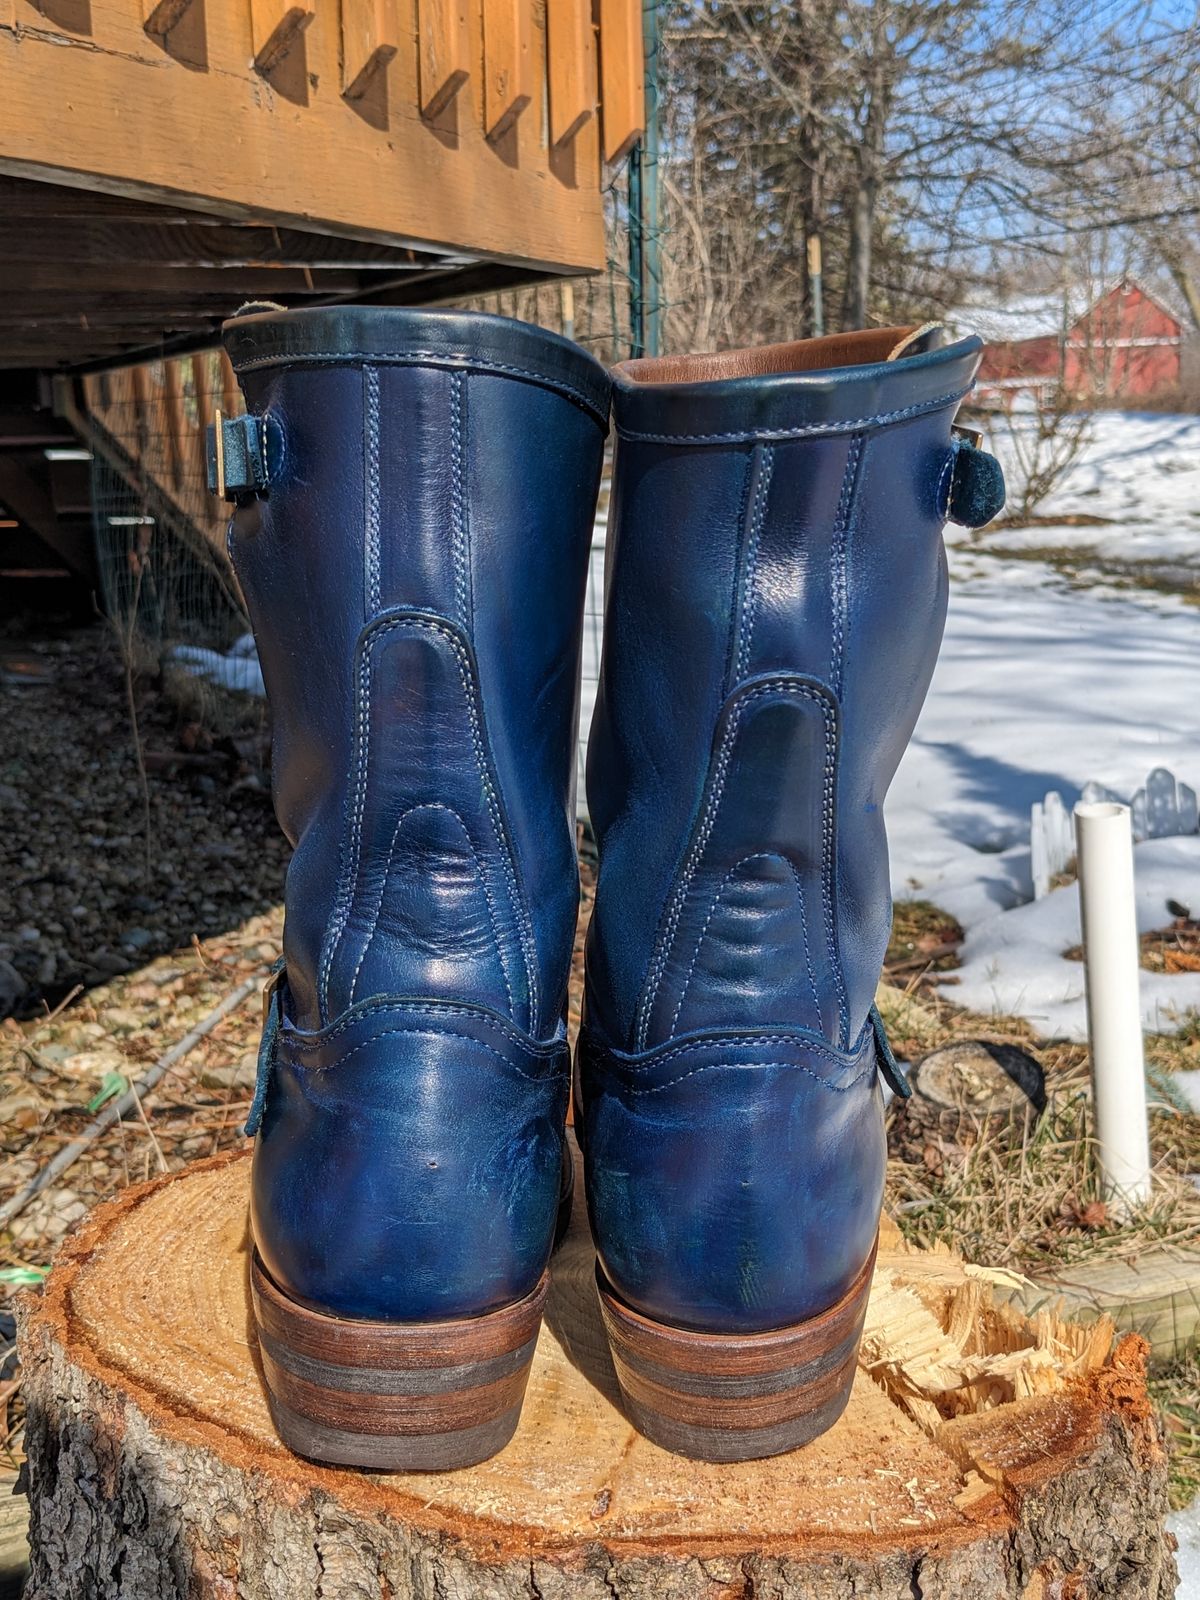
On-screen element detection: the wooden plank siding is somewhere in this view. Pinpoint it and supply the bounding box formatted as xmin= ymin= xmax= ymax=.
xmin=481 ymin=0 xmax=533 ymax=142
xmin=598 ymin=0 xmax=643 ymax=164
xmin=0 ymin=0 xmax=644 ymax=280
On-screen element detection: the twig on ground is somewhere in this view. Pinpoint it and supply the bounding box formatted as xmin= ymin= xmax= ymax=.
xmin=0 ymin=974 xmax=262 ymax=1230
xmin=127 ymin=1082 xmax=168 ymax=1175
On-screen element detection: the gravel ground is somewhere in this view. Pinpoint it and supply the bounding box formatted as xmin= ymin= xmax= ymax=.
xmin=1 ymin=612 xmax=291 ymax=1281
xmin=0 ymin=617 xmax=289 ymax=1019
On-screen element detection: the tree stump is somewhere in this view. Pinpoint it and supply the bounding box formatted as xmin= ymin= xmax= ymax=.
xmin=888 ymin=1039 xmax=1045 ymax=1171
xmin=17 ymin=1149 xmax=1179 ymax=1599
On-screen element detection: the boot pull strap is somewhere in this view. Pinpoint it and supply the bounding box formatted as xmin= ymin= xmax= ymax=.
xmin=246 ymin=961 xmax=286 ymax=1135
xmin=946 ymin=425 xmax=1005 ymax=529
xmin=870 ymin=1004 xmax=911 ymax=1100
xmin=206 ymin=411 xmax=281 ymax=500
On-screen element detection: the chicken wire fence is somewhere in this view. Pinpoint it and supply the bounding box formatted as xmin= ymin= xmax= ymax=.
xmin=84 ymin=355 xmax=265 ymax=739
xmin=91 ymin=458 xmax=246 ymax=658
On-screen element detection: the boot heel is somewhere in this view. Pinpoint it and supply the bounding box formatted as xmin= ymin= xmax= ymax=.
xmin=251 ymin=1254 xmax=547 ymax=1471
xmin=596 ymin=1240 xmax=876 ymax=1463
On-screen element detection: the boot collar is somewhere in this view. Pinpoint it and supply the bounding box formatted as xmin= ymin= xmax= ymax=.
xmin=611 ymin=326 xmax=983 ymax=444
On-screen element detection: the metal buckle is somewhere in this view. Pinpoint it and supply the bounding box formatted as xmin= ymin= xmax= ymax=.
xmin=952 ymin=422 xmax=983 ymax=450
xmin=213 ymin=407 xmax=227 ymax=498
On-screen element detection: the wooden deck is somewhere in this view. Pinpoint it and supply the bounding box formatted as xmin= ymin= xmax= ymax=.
xmin=0 ymin=0 xmax=644 ymax=369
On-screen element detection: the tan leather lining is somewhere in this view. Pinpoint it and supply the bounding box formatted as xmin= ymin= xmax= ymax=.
xmin=616 ymin=326 xmax=917 ymax=386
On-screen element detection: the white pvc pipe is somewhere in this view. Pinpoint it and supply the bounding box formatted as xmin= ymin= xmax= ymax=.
xmin=1074 ymin=801 xmax=1152 ymax=1215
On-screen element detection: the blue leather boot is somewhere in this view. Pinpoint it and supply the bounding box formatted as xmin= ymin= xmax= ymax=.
xmin=210 ymin=307 xmax=610 ymax=1469
xmin=579 ymin=325 xmax=1003 ymax=1461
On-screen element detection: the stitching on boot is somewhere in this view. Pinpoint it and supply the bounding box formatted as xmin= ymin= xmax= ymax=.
xmin=288 ymin=1024 xmax=567 ymax=1082
xmin=320 ymin=614 xmax=537 ymax=1030
xmin=722 ymin=451 xmax=757 ymax=695
xmin=364 ymin=365 xmax=381 ymax=615
xmin=665 ymin=850 xmax=823 ymax=1038
xmin=936 ymin=447 xmax=955 ymax=521
xmin=450 ymin=371 xmax=473 ymax=633
xmin=614 ymin=384 xmax=971 ymax=444
xmin=826 ymin=437 xmax=864 ymax=1049
xmin=284 ymin=997 xmax=565 ymax=1054
xmin=229 ymin=349 xmax=609 ymax=423
xmin=588 ymin=1017 xmax=873 ymax=1071
xmin=621 ymin=1057 xmax=875 ymax=1096
xmin=345 ymin=801 xmax=515 ymax=1016
xmin=734 ymin=446 xmax=774 ymax=683
xmin=829 ymin=435 xmax=863 ymax=703
xmin=636 ymin=680 xmax=838 ymax=1052
xmin=320 ymin=640 xmax=375 ymax=1022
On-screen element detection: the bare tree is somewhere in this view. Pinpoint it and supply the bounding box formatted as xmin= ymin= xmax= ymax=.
xmin=653 ymin=0 xmax=1200 ymax=352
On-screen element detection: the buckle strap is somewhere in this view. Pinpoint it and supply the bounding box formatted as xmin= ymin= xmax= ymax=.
xmin=947 ymin=427 xmax=1006 ymax=528
xmin=205 ymin=411 xmax=279 ymax=500
xmin=870 ymin=1004 xmax=911 ymax=1099
xmin=247 ymin=961 xmax=286 ymax=1135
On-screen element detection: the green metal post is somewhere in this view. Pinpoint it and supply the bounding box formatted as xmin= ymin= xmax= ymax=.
xmin=627 ymin=144 xmax=645 ymax=359
xmin=642 ymin=0 xmax=662 ymax=358
xmin=808 ymin=235 xmax=825 ymax=340
xmin=627 ymin=1 xmax=662 ymax=360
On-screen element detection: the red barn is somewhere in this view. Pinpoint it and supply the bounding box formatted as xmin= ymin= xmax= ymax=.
xmin=952 ymin=280 xmax=1183 ymax=406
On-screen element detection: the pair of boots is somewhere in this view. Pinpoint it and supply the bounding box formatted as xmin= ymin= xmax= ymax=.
xmin=209 ymin=306 xmax=1001 ymax=1470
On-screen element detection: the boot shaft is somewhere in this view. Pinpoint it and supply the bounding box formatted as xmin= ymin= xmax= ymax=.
xmin=221 ymin=310 xmax=607 ymax=1336
xmin=224 ymin=309 xmax=610 ymax=1035
xmin=579 ymin=326 xmax=997 ymax=1348
xmin=585 ymin=325 xmax=984 ymax=1056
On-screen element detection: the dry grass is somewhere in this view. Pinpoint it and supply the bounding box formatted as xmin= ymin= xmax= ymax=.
xmin=1150 ymin=1351 xmax=1200 ymax=1510
xmin=884 ymin=899 xmax=963 ymax=978
xmin=887 ymin=1080 xmax=1200 ymax=1274
xmin=1064 ymin=917 xmax=1200 ymax=976
xmin=878 ymin=969 xmax=1200 ymax=1509
xmin=879 ymin=976 xmax=1200 ymax=1274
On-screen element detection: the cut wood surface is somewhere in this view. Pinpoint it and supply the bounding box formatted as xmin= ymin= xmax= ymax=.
xmin=1008 ymin=1244 xmax=1200 ymax=1362
xmin=17 ymin=1148 xmax=1178 ymax=1598
xmin=0 ymin=1473 xmax=28 ymax=1600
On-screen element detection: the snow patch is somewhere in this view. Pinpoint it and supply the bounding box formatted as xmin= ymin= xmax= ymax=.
xmin=946 ymin=835 xmax=1200 ymax=1040
xmin=171 ymin=637 xmax=265 ymax=697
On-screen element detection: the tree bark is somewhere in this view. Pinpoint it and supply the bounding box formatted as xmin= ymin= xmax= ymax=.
xmin=841 ymin=56 xmax=890 ymax=333
xmin=17 ymin=1150 xmax=1179 ymax=1599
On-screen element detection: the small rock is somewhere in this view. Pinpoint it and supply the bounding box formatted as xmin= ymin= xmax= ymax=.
xmin=101 ymin=1007 xmax=144 ymax=1033
xmin=65 ymin=1048 xmax=126 ymax=1077
xmin=199 ymin=1054 xmax=258 ymax=1092
xmin=0 ymin=959 xmax=26 ymax=1017
xmin=16 ymin=925 xmax=41 ymax=943
xmin=121 ymin=927 xmax=155 ymax=952
xmin=88 ymin=952 xmax=132 ymax=977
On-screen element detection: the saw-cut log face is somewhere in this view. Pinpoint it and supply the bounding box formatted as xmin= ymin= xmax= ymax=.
xmin=16 ymin=1148 xmax=1176 ymax=1599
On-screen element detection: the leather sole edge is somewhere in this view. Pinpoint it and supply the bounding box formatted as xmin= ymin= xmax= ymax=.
xmin=596 ymin=1238 xmax=877 ymax=1463
xmin=251 ymin=1254 xmax=548 ymax=1471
